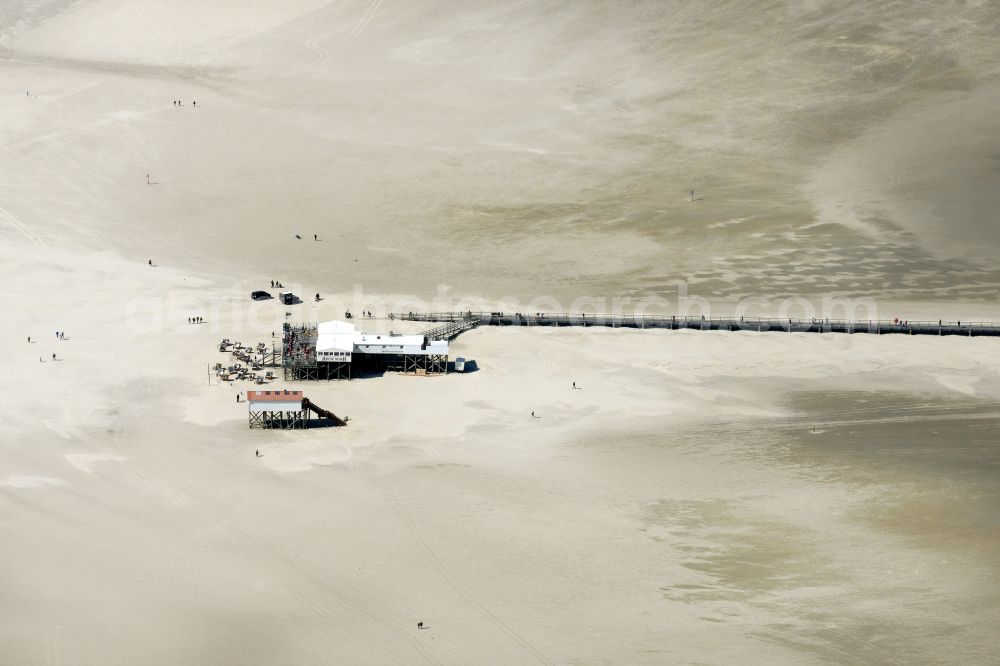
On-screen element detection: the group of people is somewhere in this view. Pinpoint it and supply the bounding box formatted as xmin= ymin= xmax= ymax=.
xmin=188 ymin=316 xmax=203 ymax=324
xmin=172 ymin=100 xmax=196 ymax=107
xmin=270 ymin=280 xmax=284 ymax=288
xmin=346 ymin=309 xmax=380 ymax=319
xmin=31 ymin=331 xmax=67 ymax=363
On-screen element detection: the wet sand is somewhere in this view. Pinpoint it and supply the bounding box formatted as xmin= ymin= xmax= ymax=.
xmin=3 ymin=1 xmax=1000 ymax=305
xmin=3 ymin=1 xmax=1000 ymax=663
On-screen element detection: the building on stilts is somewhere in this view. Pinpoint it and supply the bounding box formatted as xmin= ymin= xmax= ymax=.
xmin=282 ymin=320 xmax=449 ymax=380
xmin=246 ymin=389 xmax=346 ymax=428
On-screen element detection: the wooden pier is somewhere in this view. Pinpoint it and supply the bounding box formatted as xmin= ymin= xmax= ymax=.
xmin=395 ymin=312 xmax=1000 ymax=339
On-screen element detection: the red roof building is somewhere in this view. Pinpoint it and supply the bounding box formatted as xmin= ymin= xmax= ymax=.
xmin=247 ymin=390 xmax=302 ymax=403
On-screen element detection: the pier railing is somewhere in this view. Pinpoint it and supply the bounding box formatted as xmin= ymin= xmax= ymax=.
xmin=393 ymin=312 xmax=1000 ymax=338
xmin=419 ymin=314 xmax=482 ymax=341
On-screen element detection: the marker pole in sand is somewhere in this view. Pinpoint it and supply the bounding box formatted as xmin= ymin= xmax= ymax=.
xmin=146 ymin=174 xmax=150 ymax=185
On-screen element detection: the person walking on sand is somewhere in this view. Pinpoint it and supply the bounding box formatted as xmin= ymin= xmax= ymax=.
xmin=148 ymin=259 xmax=152 ymax=266
xmin=52 ymin=353 xmax=56 ymax=360
xmin=417 ymin=622 xmax=423 ymax=629
xmin=572 ymin=381 xmax=576 ymax=390
xmin=193 ymin=101 xmax=196 ymax=107
xmin=256 ymin=450 xmax=261 ymax=457
xmin=531 ymin=411 xmax=536 ymax=418
xmin=313 ymin=234 xmax=317 ymax=241
xmin=27 ymin=336 xmax=30 ymax=343
xmin=690 ymin=189 xmax=695 ymax=201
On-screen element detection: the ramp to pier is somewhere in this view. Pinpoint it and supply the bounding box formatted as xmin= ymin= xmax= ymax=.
xmin=416 ymin=313 xmax=482 ymax=341
xmin=302 ymin=398 xmax=347 ymax=426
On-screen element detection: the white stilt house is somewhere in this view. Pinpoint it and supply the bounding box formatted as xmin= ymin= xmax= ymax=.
xmin=283 ymin=320 xmax=449 ymax=380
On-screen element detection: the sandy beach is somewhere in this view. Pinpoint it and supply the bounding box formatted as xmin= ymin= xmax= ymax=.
xmin=3 ymin=1 xmax=1000 ymax=664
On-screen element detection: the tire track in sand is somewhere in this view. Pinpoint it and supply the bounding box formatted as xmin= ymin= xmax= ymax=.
xmin=0 ymin=202 xmax=44 ymax=248
xmin=222 ymin=519 xmax=445 ymax=665
xmin=304 ymin=0 xmax=383 ymax=76
xmin=368 ymin=473 xmax=552 ymax=665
